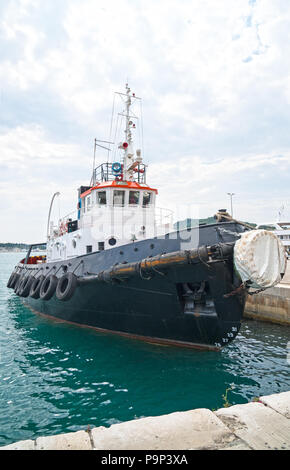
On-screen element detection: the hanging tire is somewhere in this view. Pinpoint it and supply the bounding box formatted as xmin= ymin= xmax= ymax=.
xmin=39 ymin=275 xmax=58 ymax=301
xmin=56 ymin=272 xmax=78 ymax=301
xmin=10 ymin=273 xmax=20 ymax=289
xmin=14 ymin=274 xmax=26 ymax=295
xmin=7 ymin=272 xmax=17 ymax=288
xmin=29 ymin=275 xmax=45 ymax=299
xmin=18 ymin=275 xmax=35 ymax=298
xmin=16 ymin=275 xmax=29 ymax=297
xmin=13 ymin=273 xmax=21 ymax=293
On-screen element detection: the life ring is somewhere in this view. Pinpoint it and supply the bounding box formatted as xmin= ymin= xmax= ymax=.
xmin=56 ymin=272 xmax=77 ymax=301
xmin=115 ymin=174 xmax=123 ymax=181
xmin=29 ymin=275 xmax=45 ymax=299
xmin=39 ymin=275 xmax=58 ymax=301
xmin=112 ymin=162 xmax=122 ymax=174
xmin=59 ymin=221 xmax=67 ymax=235
xmin=18 ymin=275 xmax=35 ymax=298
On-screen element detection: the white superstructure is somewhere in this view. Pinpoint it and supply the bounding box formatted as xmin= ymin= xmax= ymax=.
xmin=46 ymin=85 xmax=173 ymax=262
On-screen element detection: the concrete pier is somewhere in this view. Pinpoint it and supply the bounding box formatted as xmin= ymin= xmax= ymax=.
xmin=1 ymin=391 xmax=289 ymax=450
xmin=244 ymin=260 xmax=290 ymax=325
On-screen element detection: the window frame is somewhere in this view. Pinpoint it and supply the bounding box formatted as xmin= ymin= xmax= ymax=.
xmin=113 ymin=189 xmax=125 ymax=207
xmin=97 ymin=190 xmax=107 ymax=206
xmin=142 ymin=191 xmax=153 ymax=208
xmin=129 ymin=190 xmax=140 ymax=206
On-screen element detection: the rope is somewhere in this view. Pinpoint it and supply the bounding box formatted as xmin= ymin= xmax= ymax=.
xmin=217 ymin=227 xmax=242 ymax=238
xmin=72 ymin=260 xmax=84 ymax=274
xmin=215 ymin=212 xmax=254 ymax=230
xmin=197 ymin=247 xmax=213 ymax=270
xmin=138 ymin=259 xmax=152 ymax=280
xmin=223 ymin=283 xmax=246 ymax=298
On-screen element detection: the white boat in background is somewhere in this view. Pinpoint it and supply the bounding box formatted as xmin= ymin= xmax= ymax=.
xmin=256 ymin=222 xmax=290 ymax=258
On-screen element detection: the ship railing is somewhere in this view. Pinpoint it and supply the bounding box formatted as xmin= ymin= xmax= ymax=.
xmin=93 ymin=162 xmax=146 ymax=184
xmin=22 ymin=243 xmax=47 ymax=265
xmin=155 ymin=207 xmax=174 ymax=233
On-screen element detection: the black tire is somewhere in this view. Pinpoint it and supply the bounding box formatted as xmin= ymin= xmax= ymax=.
xmin=16 ymin=275 xmax=28 ymax=297
xmin=14 ymin=274 xmax=25 ymax=295
xmin=7 ymin=272 xmax=16 ymax=288
xmin=39 ymin=275 xmax=58 ymax=301
xmin=18 ymin=275 xmax=35 ymax=298
xmin=56 ymin=272 xmax=78 ymax=301
xmin=10 ymin=273 xmax=20 ymax=289
xmin=29 ymin=275 xmax=45 ymax=299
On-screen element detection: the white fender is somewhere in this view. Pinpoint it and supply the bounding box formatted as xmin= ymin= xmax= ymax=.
xmin=234 ymin=229 xmax=287 ymax=289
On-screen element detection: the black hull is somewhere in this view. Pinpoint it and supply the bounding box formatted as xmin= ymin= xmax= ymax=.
xmin=12 ymin=222 xmax=248 ymax=350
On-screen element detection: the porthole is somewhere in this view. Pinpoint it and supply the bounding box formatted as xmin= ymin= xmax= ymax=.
xmin=109 ymin=237 xmax=117 ymax=246
xmin=72 ymin=239 xmax=77 ymax=248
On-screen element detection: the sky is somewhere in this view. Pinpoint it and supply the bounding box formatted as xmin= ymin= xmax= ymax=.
xmin=1 ymin=0 xmax=290 ymax=243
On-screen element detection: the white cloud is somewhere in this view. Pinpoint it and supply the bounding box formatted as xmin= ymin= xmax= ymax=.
xmin=150 ymin=152 xmax=290 ymax=224
xmin=0 ymin=0 xmax=290 ymax=241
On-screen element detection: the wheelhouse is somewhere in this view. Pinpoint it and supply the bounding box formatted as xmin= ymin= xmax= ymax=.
xmin=46 ymin=84 xmax=173 ymax=262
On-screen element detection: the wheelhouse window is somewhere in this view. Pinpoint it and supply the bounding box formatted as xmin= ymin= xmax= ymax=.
xmin=113 ymin=190 xmax=125 ymax=206
xmin=142 ymin=191 xmax=152 ymax=207
xmin=97 ymin=191 xmax=107 ymax=206
xmin=129 ymin=191 xmax=140 ymax=205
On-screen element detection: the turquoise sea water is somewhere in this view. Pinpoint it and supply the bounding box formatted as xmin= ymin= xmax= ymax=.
xmin=0 ymin=252 xmax=289 ymax=446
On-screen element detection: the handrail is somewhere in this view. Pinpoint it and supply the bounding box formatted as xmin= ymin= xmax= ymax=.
xmin=47 ymin=192 xmax=60 ymax=240
xmin=24 ymin=243 xmax=47 ymax=264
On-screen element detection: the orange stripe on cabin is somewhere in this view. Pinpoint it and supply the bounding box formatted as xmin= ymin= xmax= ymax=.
xmin=80 ymin=181 xmax=158 ymax=198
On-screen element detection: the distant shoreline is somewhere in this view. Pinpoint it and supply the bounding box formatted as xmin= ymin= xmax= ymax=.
xmin=0 ymin=249 xmax=46 ymax=253
xmin=0 ymin=243 xmax=46 ymax=253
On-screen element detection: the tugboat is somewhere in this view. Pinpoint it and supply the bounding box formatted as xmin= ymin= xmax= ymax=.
xmin=7 ymin=85 xmax=287 ymax=350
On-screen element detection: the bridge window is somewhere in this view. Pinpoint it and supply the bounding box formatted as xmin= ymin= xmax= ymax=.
xmin=113 ymin=190 xmax=125 ymax=206
xmin=97 ymin=191 xmax=107 ymax=206
xmin=129 ymin=191 xmax=140 ymax=205
xmin=143 ymin=191 xmax=152 ymax=207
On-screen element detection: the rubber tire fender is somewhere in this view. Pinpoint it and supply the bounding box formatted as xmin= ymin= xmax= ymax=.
xmin=7 ymin=272 xmax=17 ymax=289
xmin=10 ymin=273 xmax=20 ymax=289
xmin=29 ymin=275 xmax=45 ymax=299
xmin=39 ymin=275 xmax=58 ymax=301
xmin=18 ymin=275 xmax=35 ymax=298
xmin=16 ymin=275 xmax=29 ymax=297
xmin=14 ymin=274 xmax=26 ymax=295
xmin=56 ymin=272 xmax=78 ymax=301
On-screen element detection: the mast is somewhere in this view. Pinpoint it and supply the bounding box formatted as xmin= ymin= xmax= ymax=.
xmin=117 ymin=83 xmax=142 ymax=182
xmin=123 ymin=83 xmax=133 ymax=181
